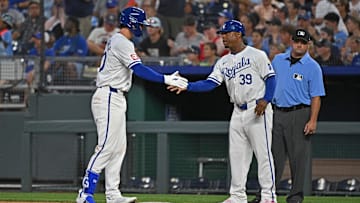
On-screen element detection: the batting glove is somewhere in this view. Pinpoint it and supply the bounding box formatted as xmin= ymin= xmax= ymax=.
xmin=164 ymin=71 xmax=188 ymax=89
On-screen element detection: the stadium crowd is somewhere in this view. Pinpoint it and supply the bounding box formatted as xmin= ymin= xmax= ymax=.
xmin=0 ymin=0 xmax=360 ymax=83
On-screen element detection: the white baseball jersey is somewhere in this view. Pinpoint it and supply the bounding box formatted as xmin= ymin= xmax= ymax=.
xmin=208 ymin=46 xmax=277 ymax=202
xmin=208 ymin=46 xmax=275 ymax=105
xmin=86 ymin=32 xmax=141 ymax=199
xmin=96 ymin=32 xmax=141 ymax=92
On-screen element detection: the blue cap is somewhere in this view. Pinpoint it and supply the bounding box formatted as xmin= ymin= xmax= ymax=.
xmin=106 ymin=0 xmax=118 ymax=8
xmin=218 ymin=9 xmax=233 ymax=20
xmin=32 ymin=32 xmax=42 ymax=39
xmin=298 ymin=13 xmax=311 ymax=21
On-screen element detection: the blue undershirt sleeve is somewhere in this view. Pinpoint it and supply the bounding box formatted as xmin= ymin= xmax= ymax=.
xmin=263 ymin=75 xmax=276 ymax=103
xmin=131 ymin=63 xmax=164 ymax=83
xmin=187 ymin=79 xmax=219 ymax=92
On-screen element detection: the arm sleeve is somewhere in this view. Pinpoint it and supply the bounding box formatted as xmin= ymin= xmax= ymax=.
xmin=131 ymin=63 xmax=164 ymax=83
xmin=263 ymin=75 xmax=276 ymax=102
xmin=187 ymin=79 xmax=219 ymax=92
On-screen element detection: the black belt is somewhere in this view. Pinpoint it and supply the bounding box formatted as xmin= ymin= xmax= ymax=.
xmin=274 ymin=104 xmax=310 ymax=112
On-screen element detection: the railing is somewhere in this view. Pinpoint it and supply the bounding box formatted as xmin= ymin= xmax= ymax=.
xmin=1 ymin=55 xmax=360 ymax=109
xmin=22 ymin=120 xmax=360 ymax=194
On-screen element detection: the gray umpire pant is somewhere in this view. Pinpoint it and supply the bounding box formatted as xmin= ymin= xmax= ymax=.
xmin=272 ymin=107 xmax=311 ymax=203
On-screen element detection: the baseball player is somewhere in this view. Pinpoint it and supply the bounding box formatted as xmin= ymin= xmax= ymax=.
xmin=76 ymin=7 xmax=188 ymax=203
xmin=169 ymin=20 xmax=277 ymax=203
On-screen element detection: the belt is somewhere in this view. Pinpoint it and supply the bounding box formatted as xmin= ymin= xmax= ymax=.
xmin=274 ymin=104 xmax=310 ymax=112
xmin=236 ymin=100 xmax=259 ymax=110
xmin=99 ymin=86 xmax=122 ymax=93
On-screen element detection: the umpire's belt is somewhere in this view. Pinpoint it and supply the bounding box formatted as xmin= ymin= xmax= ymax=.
xmin=274 ymin=104 xmax=310 ymax=112
xmin=236 ymin=100 xmax=259 ymax=110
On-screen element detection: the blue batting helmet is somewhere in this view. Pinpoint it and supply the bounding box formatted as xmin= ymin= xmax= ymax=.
xmin=120 ymin=7 xmax=150 ymax=37
xmin=217 ymin=20 xmax=245 ymax=36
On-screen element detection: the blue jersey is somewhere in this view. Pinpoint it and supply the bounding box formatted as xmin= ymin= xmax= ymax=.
xmin=25 ymin=47 xmax=56 ymax=73
xmin=271 ymin=51 xmax=325 ymax=107
xmin=0 ymin=29 xmax=13 ymax=56
xmin=53 ymin=34 xmax=88 ymax=56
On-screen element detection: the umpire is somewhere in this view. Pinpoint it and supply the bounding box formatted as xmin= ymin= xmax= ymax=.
xmin=271 ymin=29 xmax=326 ymax=203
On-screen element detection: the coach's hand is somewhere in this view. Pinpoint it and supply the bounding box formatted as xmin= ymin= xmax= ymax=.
xmin=167 ymin=85 xmax=187 ymax=94
xmin=164 ymin=71 xmax=188 ymax=89
xmin=254 ymin=99 xmax=268 ymax=116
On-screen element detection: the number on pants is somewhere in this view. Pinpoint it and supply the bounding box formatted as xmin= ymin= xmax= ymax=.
xmin=239 ymin=73 xmax=252 ymax=85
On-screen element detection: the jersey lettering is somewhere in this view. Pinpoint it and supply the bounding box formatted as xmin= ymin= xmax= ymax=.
xmin=99 ymin=52 xmax=107 ymax=72
xmin=221 ymin=57 xmax=251 ymax=79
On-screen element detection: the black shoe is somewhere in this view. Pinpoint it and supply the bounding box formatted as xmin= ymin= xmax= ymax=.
xmin=248 ymin=197 xmax=261 ymax=203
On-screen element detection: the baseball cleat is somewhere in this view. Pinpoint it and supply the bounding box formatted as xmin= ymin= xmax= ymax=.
xmin=76 ymin=189 xmax=96 ymax=203
xmin=106 ymin=196 xmax=137 ymax=203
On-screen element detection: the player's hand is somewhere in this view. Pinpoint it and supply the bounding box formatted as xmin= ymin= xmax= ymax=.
xmin=164 ymin=71 xmax=188 ymax=89
xmin=304 ymin=120 xmax=317 ymax=136
xmin=254 ymin=99 xmax=268 ymax=116
xmin=167 ymin=85 xmax=187 ymax=94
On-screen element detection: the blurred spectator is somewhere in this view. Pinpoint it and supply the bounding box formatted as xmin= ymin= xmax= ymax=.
xmin=141 ymin=0 xmax=169 ymax=39
xmin=25 ymin=31 xmax=56 ymax=86
xmin=8 ymin=0 xmax=29 ymax=16
xmin=320 ymin=26 xmax=341 ymax=56
xmin=349 ymin=0 xmax=360 ymax=16
xmin=199 ymin=42 xmax=218 ymax=66
xmin=265 ymin=17 xmax=282 ymax=45
xmin=335 ymin=0 xmax=351 ymax=23
xmin=253 ymin=0 xmax=275 ymax=28
xmin=346 ymin=14 xmax=360 ymax=36
xmin=184 ymin=45 xmax=200 ymax=65
xmin=154 ymin=0 xmax=186 ymax=39
xmin=199 ymin=22 xmax=227 ymax=60
xmin=315 ymin=38 xmax=344 ymax=66
xmin=64 ymin=0 xmax=94 ymax=38
xmin=286 ymin=1 xmax=301 ymax=26
xmin=275 ymin=5 xmax=289 ymax=25
xmin=324 ymin=12 xmax=348 ymax=49
xmin=170 ymin=15 xmax=205 ymax=57
xmin=350 ymin=37 xmax=360 ymax=66
xmin=87 ymin=13 xmax=119 ymax=56
xmin=235 ymin=0 xmax=251 ymax=20
xmin=297 ymin=0 xmax=312 ymax=14
xmin=53 ymin=16 xmax=88 ymax=80
xmin=218 ymin=9 xmax=233 ymax=27
xmin=313 ymin=0 xmax=348 ymax=36
xmin=341 ymin=35 xmax=360 ymax=65
xmin=251 ymin=28 xmax=269 ymax=55
xmin=93 ymin=0 xmax=125 ymax=24
xmin=0 ymin=12 xmax=13 ymax=56
xmin=44 ymin=0 xmax=65 ymax=40
xmin=239 ymin=12 xmax=259 ymax=45
xmin=137 ymin=16 xmax=170 ymax=57
xmin=279 ymin=23 xmax=296 ymax=52
xmin=12 ymin=0 xmax=45 ymax=54
xmin=298 ymin=12 xmax=320 ymax=41
xmin=0 ymin=0 xmax=25 ymax=31
xmin=92 ymin=0 xmax=121 ymax=29
xmin=268 ymin=42 xmax=285 ymax=61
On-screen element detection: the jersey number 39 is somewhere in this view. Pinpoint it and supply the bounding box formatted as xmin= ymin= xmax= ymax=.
xmin=239 ymin=73 xmax=252 ymax=85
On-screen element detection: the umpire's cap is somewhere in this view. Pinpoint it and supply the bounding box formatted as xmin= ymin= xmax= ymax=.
xmin=217 ymin=20 xmax=245 ymax=36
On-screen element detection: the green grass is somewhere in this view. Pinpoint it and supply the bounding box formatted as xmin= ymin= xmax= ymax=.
xmin=0 ymin=192 xmax=360 ymax=203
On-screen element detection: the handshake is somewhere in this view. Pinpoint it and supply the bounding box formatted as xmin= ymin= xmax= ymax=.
xmin=164 ymin=71 xmax=188 ymax=94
